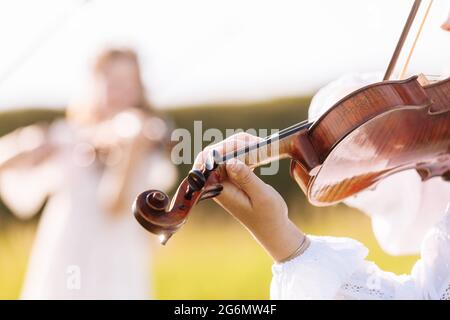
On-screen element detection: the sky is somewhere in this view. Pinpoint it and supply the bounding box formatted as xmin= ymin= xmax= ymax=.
xmin=0 ymin=0 xmax=449 ymax=109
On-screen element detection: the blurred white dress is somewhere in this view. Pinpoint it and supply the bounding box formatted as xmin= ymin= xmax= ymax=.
xmin=0 ymin=120 xmax=177 ymax=299
xmin=271 ymin=73 xmax=450 ymax=299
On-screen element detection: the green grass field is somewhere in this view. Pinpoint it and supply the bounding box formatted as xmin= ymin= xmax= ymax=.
xmin=0 ymin=203 xmax=418 ymax=300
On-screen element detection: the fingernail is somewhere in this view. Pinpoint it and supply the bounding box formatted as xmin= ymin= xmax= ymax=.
xmin=226 ymin=159 xmax=238 ymax=175
xmin=227 ymin=158 xmax=237 ymax=166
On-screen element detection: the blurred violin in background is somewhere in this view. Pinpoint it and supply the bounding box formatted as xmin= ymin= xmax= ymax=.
xmin=133 ymin=0 xmax=450 ymax=244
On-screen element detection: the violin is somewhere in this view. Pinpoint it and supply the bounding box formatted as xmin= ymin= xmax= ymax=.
xmin=133 ymin=0 xmax=450 ymax=244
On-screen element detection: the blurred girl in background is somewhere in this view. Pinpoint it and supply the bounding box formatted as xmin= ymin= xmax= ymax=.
xmin=0 ymin=49 xmax=176 ymax=299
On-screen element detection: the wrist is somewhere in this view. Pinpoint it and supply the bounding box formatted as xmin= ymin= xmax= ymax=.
xmin=248 ymin=216 xmax=306 ymax=262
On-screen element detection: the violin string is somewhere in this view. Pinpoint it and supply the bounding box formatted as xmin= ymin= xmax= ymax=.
xmin=220 ymin=120 xmax=312 ymax=163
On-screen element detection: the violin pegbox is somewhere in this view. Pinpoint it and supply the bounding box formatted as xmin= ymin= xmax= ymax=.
xmin=187 ymin=149 xmax=223 ymax=201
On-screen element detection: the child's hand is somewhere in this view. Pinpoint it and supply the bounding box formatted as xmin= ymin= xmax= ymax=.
xmin=194 ymin=132 xmax=306 ymax=262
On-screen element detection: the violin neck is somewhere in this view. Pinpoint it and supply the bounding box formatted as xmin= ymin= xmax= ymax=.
xmin=220 ymin=120 xmax=312 ymax=168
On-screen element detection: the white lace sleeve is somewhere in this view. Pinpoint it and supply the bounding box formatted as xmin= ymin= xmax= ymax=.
xmin=270 ymin=236 xmax=368 ymax=299
xmin=271 ymin=208 xmax=450 ymax=300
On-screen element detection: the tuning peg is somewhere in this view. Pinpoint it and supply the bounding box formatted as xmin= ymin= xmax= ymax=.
xmin=185 ymin=169 xmax=206 ymax=199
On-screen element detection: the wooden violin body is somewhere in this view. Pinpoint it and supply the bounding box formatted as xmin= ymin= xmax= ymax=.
xmin=290 ymin=76 xmax=450 ymax=205
xmin=133 ymin=76 xmax=450 ymax=243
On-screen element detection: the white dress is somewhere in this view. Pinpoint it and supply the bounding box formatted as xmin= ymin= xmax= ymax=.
xmin=271 ymin=73 xmax=450 ymax=300
xmin=0 ymin=121 xmax=177 ymax=299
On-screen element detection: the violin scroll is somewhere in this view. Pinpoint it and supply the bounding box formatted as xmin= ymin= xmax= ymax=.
xmin=133 ymin=151 xmax=223 ymax=245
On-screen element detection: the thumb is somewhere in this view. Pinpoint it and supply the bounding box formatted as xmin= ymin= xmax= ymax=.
xmin=225 ymin=158 xmax=266 ymax=199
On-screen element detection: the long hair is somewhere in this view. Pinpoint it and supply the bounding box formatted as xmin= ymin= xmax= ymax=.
xmin=67 ymin=48 xmax=152 ymax=125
